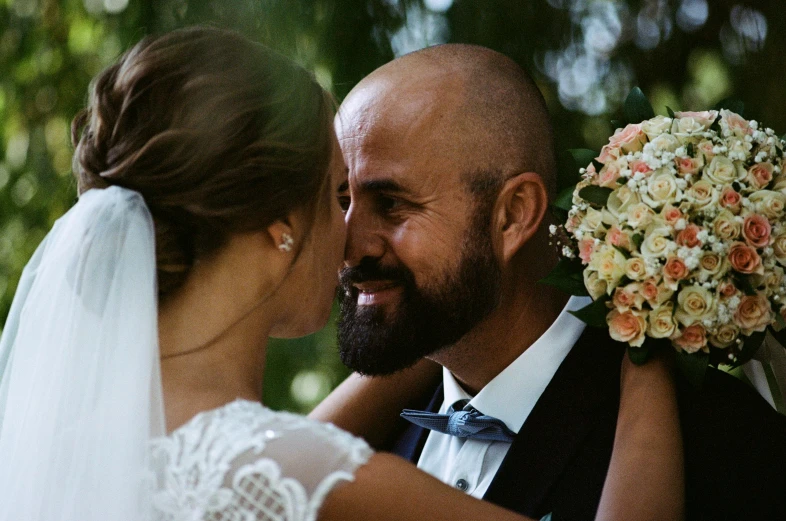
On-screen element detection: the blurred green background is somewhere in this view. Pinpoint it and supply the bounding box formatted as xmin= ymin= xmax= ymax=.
xmin=0 ymin=0 xmax=783 ymax=412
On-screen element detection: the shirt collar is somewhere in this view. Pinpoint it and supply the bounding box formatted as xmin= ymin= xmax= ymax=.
xmin=441 ymin=295 xmax=592 ymax=434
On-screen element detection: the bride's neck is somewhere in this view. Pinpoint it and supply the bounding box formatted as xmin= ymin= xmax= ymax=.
xmin=157 ymin=244 xmax=279 ymax=433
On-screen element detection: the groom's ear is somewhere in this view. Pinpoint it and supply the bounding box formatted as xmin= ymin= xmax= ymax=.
xmin=493 ymin=172 xmax=549 ymax=263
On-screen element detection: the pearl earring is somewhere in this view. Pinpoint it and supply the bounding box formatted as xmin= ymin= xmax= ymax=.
xmin=278 ymin=233 xmax=294 ymax=253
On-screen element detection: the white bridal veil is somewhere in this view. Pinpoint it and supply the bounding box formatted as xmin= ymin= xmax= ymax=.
xmin=0 ymin=186 xmax=164 ymax=521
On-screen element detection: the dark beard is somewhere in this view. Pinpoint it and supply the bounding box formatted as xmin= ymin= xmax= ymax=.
xmin=337 ymin=207 xmax=501 ymax=375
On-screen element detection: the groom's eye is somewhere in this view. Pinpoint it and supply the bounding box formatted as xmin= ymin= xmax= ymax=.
xmin=338 ymin=194 xmax=351 ymax=212
xmin=375 ymin=194 xmax=402 ymax=213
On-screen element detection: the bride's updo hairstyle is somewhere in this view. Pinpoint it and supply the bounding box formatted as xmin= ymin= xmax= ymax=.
xmin=71 ymin=27 xmax=334 ymax=298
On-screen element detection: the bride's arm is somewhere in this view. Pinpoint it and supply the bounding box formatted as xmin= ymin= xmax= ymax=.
xmin=596 ymin=350 xmax=684 ymax=521
xmin=309 ymin=358 xmax=441 ymax=448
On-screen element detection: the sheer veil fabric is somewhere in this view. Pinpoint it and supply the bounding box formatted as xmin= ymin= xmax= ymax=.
xmin=0 ymin=186 xmax=165 ymax=520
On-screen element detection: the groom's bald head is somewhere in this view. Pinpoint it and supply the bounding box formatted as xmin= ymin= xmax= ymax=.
xmin=337 ymin=43 xmax=556 ymax=199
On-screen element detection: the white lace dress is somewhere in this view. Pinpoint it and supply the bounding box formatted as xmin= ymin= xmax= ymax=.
xmin=149 ymin=400 xmax=374 ymax=521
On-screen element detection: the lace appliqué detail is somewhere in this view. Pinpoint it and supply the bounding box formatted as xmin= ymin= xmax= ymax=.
xmin=150 ymin=400 xmax=373 ymax=521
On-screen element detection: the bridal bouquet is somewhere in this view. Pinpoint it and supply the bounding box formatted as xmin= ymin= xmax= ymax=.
xmin=545 ymin=88 xmax=786 ymax=381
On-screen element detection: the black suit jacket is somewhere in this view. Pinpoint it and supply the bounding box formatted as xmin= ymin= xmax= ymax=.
xmin=390 ymin=327 xmax=786 ymax=521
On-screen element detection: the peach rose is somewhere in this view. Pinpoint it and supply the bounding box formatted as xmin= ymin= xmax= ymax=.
xmin=720 ymin=109 xmax=752 ymax=136
xmin=747 ymin=162 xmax=775 ymax=190
xmin=630 ymin=159 xmax=653 ymax=176
xmin=598 ymin=163 xmax=621 ymax=188
xmin=660 ymin=204 xmax=683 ymax=226
xmin=607 ymin=309 xmax=647 ymax=347
xmin=578 ymin=237 xmax=596 ymax=265
xmin=742 ymin=214 xmax=772 ymax=248
xmin=664 ymin=256 xmax=690 ymax=288
xmin=676 ymin=223 xmax=703 ymax=248
xmin=613 ymin=283 xmax=645 ymax=310
xmin=719 ymin=186 xmax=742 ymax=214
xmin=728 ymin=241 xmax=764 ymax=275
xmin=733 ymin=293 xmax=774 ymax=335
xmin=673 ymin=324 xmax=708 ymax=353
xmin=718 ymin=279 xmax=739 ymax=298
xmin=641 ymin=279 xmax=674 ymax=307
xmin=675 ymin=156 xmax=703 ymax=176
xmin=606 ymin=226 xmax=631 ymax=250
xmin=709 ymin=323 xmax=740 ymax=349
xmin=609 ymin=123 xmax=647 ymax=152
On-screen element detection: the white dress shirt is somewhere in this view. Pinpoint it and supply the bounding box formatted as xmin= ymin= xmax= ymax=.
xmin=416 ymin=296 xmax=592 ymax=498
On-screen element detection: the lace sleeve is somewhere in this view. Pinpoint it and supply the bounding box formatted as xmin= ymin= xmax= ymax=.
xmin=151 ymin=400 xmax=373 ymax=521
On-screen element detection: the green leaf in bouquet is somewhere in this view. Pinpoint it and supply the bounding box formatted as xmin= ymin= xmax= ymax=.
xmin=612 ymin=245 xmax=631 ymax=259
xmin=732 ymin=274 xmax=757 ymax=296
xmin=731 ymin=330 xmax=767 ymax=368
xmin=770 ymin=325 xmax=786 ymax=349
xmin=557 ymin=151 xmax=583 ymax=191
xmin=569 ymin=148 xmax=601 ymax=171
xmin=713 ymin=97 xmax=745 ymax=118
xmin=538 ymin=257 xmax=589 ymax=297
xmin=666 ymin=106 xmax=676 ymax=119
xmin=775 ymin=312 xmax=786 ymax=332
xmin=568 ymin=295 xmax=610 ymax=328
xmin=553 ymin=185 xmax=576 ymax=212
xmin=623 ymin=87 xmax=655 ymax=125
xmin=627 ymin=344 xmax=652 ymax=366
xmin=686 ymin=142 xmax=695 ymax=158
xmin=631 ymin=233 xmax=644 ymax=249
xmin=578 ymin=185 xmax=613 ymax=206
xmin=676 ymin=349 xmax=709 ymax=389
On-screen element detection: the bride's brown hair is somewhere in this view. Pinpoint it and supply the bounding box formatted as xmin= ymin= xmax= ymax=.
xmin=71 ymin=27 xmax=335 ymax=298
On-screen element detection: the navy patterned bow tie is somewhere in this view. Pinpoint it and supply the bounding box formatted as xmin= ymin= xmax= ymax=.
xmin=400 ymin=399 xmax=516 ymax=443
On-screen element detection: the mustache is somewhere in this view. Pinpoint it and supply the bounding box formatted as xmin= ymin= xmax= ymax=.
xmin=339 ymin=258 xmax=415 ymax=288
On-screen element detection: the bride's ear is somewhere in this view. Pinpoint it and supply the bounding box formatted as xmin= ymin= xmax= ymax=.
xmin=266 ymin=219 xmax=297 ymax=255
xmin=493 ymin=172 xmax=549 ymax=264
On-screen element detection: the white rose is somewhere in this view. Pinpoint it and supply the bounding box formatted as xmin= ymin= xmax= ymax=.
xmin=640 ymin=223 xmax=674 ymax=259
xmin=627 ymin=202 xmax=656 ymax=230
xmin=704 ymin=156 xmax=745 ymax=185
xmin=641 ymin=115 xmax=673 ymax=138
xmin=675 ymin=285 xmax=715 ymax=326
xmin=648 ymin=303 xmax=677 ymax=338
xmin=642 ymin=170 xmax=678 ymax=208
xmin=675 ymin=116 xmax=705 ymax=135
xmin=580 ymin=207 xmax=604 ymax=234
xmin=649 ymin=133 xmax=681 ymax=153
xmin=624 ymin=257 xmax=648 ymax=281
xmin=686 ymin=179 xmax=718 ymax=210
xmin=709 ymin=323 xmax=740 ymax=349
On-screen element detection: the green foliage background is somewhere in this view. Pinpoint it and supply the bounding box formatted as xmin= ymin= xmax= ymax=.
xmin=1 ymin=0 xmax=784 ymax=412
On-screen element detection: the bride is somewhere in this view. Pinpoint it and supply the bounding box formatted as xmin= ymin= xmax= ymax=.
xmin=0 ymin=27 xmax=682 ymax=521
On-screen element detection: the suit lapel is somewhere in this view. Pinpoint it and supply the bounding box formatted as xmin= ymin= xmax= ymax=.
xmin=483 ymin=327 xmax=623 ymax=515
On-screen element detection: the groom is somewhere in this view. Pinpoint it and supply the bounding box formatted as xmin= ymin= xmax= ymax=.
xmin=335 ymin=44 xmax=786 ymax=520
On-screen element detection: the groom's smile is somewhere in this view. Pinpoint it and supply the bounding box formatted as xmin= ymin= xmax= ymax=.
xmin=353 ymin=281 xmax=402 ymax=306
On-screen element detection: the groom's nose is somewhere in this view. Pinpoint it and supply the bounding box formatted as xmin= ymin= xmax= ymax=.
xmin=343 ymin=202 xmax=387 ymax=268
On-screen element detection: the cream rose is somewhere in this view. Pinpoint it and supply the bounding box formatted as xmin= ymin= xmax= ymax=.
xmin=713 ymin=210 xmax=741 ymax=241
xmin=648 ymin=303 xmax=677 ymax=338
xmin=772 ymin=233 xmax=786 ymax=266
xmin=625 ymin=257 xmax=648 ymax=280
xmin=675 ymin=285 xmax=715 ymax=326
xmin=627 ymin=202 xmax=655 ymax=230
xmin=607 ymin=309 xmax=647 ymax=347
xmin=698 ymin=252 xmax=728 ymax=281
xmin=583 ymin=269 xmax=608 ymax=300
xmin=709 ymin=323 xmax=740 ymax=349
xmin=579 ymin=207 xmax=604 ymax=234
xmin=641 ymin=224 xmax=674 ymax=258
xmin=704 ymin=156 xmax=745 ymax=185
xmin=749 ymin=191 xmax=786 ymax=220
xmin=674 ymin=110 xmax=718 ymax=128
xmin=641 ymin=115 xmax=673 ymax=137
xmin=649 ymin=133 xmax=680 ymax=153
xmin=675 ymin=116 xmax=706 ymax=135
xmin=687 ymin=180 xmax=718 ymax=210
xmin=642 ymin=170 xmax=678 ymax=208
xmin=733 ymin=293 xmax=774 ymax=335
xmin=606 ymin=185 xmax=641 ymax=219
xmin=590 ymin=245 xmax=628 ymax=291
xmin=673 ymin=324 xmax=708 ymax=353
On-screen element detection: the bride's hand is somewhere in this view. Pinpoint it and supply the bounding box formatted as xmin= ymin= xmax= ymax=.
xmin=595 ymin=349 xmax=685 ymax=521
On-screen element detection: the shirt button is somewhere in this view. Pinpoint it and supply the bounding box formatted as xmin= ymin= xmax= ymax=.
xmin=455 ymin=478 xmax=469 ymax=492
